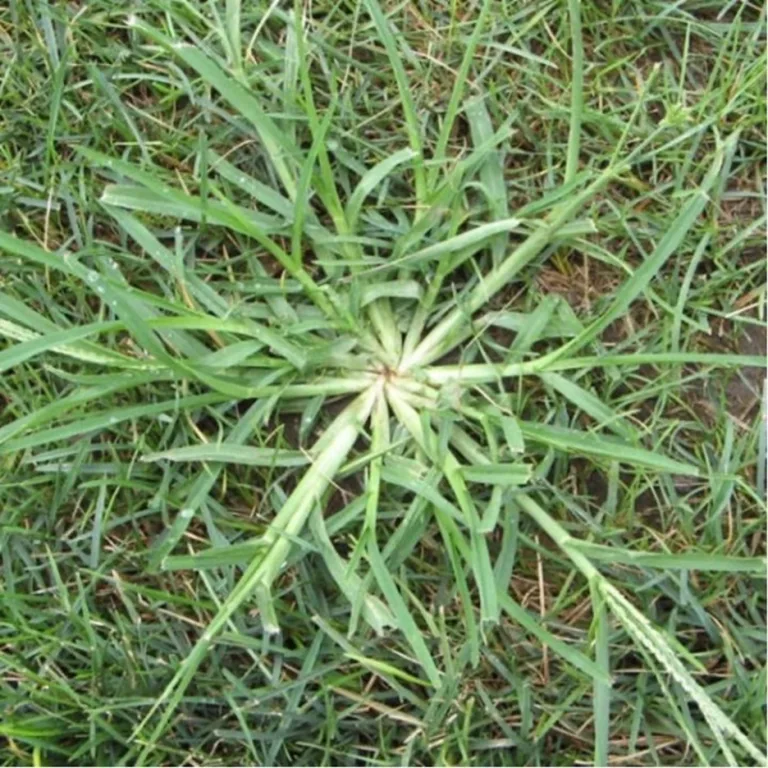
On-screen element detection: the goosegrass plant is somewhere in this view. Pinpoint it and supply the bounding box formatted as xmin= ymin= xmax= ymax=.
xmin=1 ymin=1 xmax=766 ymax=765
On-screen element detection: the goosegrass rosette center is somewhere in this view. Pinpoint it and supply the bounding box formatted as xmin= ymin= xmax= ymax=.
xmin=0 ymin=4 xmax=765 ymax=766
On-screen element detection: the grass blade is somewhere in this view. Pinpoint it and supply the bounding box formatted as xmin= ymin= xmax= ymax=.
xmin=604 ymin=583 xmax=766 ymax=766
xmin=565 ymin=0 xmax=584 ymax=183
xmin=539 ymin=372 xmax=638 ymax=440
xmin=398 ymin=218 xmax=521 ymax=268
xmin=520 ymin=492 xmax=766 ymax=766
xmin=518 ymin=420 xmax=700 ymax=476
xmin=0 ymin=320 xmax=116 ymax=373
xmin=132 ymin=385 xmax=378 ymax=762
xmin=424 ymin=351 xmax=767 ymax=386
xmin=366 ymin=539 xmax=441 ymax=688
xmin=592 ymin=585 xmax=611 ymax=768
xmin=387 ymin=384 xmax=499 ymax=625
xmin=362 ymin=0 xmax=426 ymax=212
xmin=162 ymin=541 xmax=265 ymax=571
xmin=500 ymin=594 xmax=611 ymax=684
xmin=403 ymin=169 xmax=618 ymax=368
xmin=427 ymin=0 xmax=492 ymax=192
xmin=465 ymin=96 xmax=508 ymax=265
xmin=308 ymin=506 xmax=395 ymax=635
xmin=346 ymin=148 xmax=416 ymax=230
xmin=129 ymin=19 xmax=298 ymax=199
xmin=571 ymin=541 xmax=767 ymax=574
xmin=544 ymin=134 xmax=735 ymax=365
xmin=460 ymin=463 xmax=532 ymax=486
xmin=142 ymin=444 xmax=310 ymax=467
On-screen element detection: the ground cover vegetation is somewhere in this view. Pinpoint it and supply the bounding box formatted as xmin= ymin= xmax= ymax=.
xmin=0 ymin=0 xmax=766 ymax=765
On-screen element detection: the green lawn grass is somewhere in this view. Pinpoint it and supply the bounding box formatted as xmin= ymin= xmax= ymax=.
xmin=1 ymin=1 xmax=766 ymax=765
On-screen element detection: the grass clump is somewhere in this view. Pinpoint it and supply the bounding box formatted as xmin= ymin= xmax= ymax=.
xmin=0 ymin=1 xmax=765 ymax=765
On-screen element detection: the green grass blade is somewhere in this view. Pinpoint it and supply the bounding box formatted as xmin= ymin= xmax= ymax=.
xmin=518 ymin=421 xmax=700 ymax=476
xmin=424 ymin=351 xmax=766 ymax=386
xmin=0 ymin=371 xmax=159 ymax=446
xmin=565 ymin=0 xmax=584 ymax=183
xmin=0 ymin=393 xmax=227 ymax=457
xmin=0 ymin=320 xmax=117 ymax=373
xmin=147 ymin=399 xmax=276 ymax=571
xmin=142 ymin=444 xmax=310 ymax=467
xmin=133 ymin=386 xmax=378 ymax=762
xmin=387 ymin=384 xmax=499 ymax=625
xmin=403 ymin=169 xmax=618 ymax=368
xmin=360 ymin=280 xmax=423 ymax=306
xmin=427 ymin=0 xmax=492 ymax=192
xmin=162 ymin=541 xmax=265 ymax=571
xmin=521 ymin=493 xmax=766 ymax=766
xmin=460 ymin=463 xmax=532 ymax=486
xmin=366 ymin=539 xmax=441 ymax=688
xmin=346 ymin=148 xmax=416 ymax=230
xmin=571 ymin=541 xmax=767 ymax=574
xmin=592 ymin=585 xmax=611 ymax=768
xmin=308 ymin=506 xmax=395 ymax=636
xmin=129 ymin=19 xmax=298 ymax=199
xmin=543 ymin=134 xmax=735 ymax=365
xmin=397 ymin=218 xmax=521 ymax=268
xmin=604 ymin=583 xmax=767 ymax=766
xmin=500 ymin=594 xmax=611 ymax=684
xmin=207 ymin=149 xmax=294 ymax=218
xmin=465 ymin=96 xmax=508 ymax=266
xmin=539 ymin=372 xmax=638 ymax=441
xmin=362 ymin=0 xmax=426 ymax=212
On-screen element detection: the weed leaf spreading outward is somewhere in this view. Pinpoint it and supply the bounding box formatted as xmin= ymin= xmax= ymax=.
xmin=0 ymin=1 xmax=765 ymax=765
